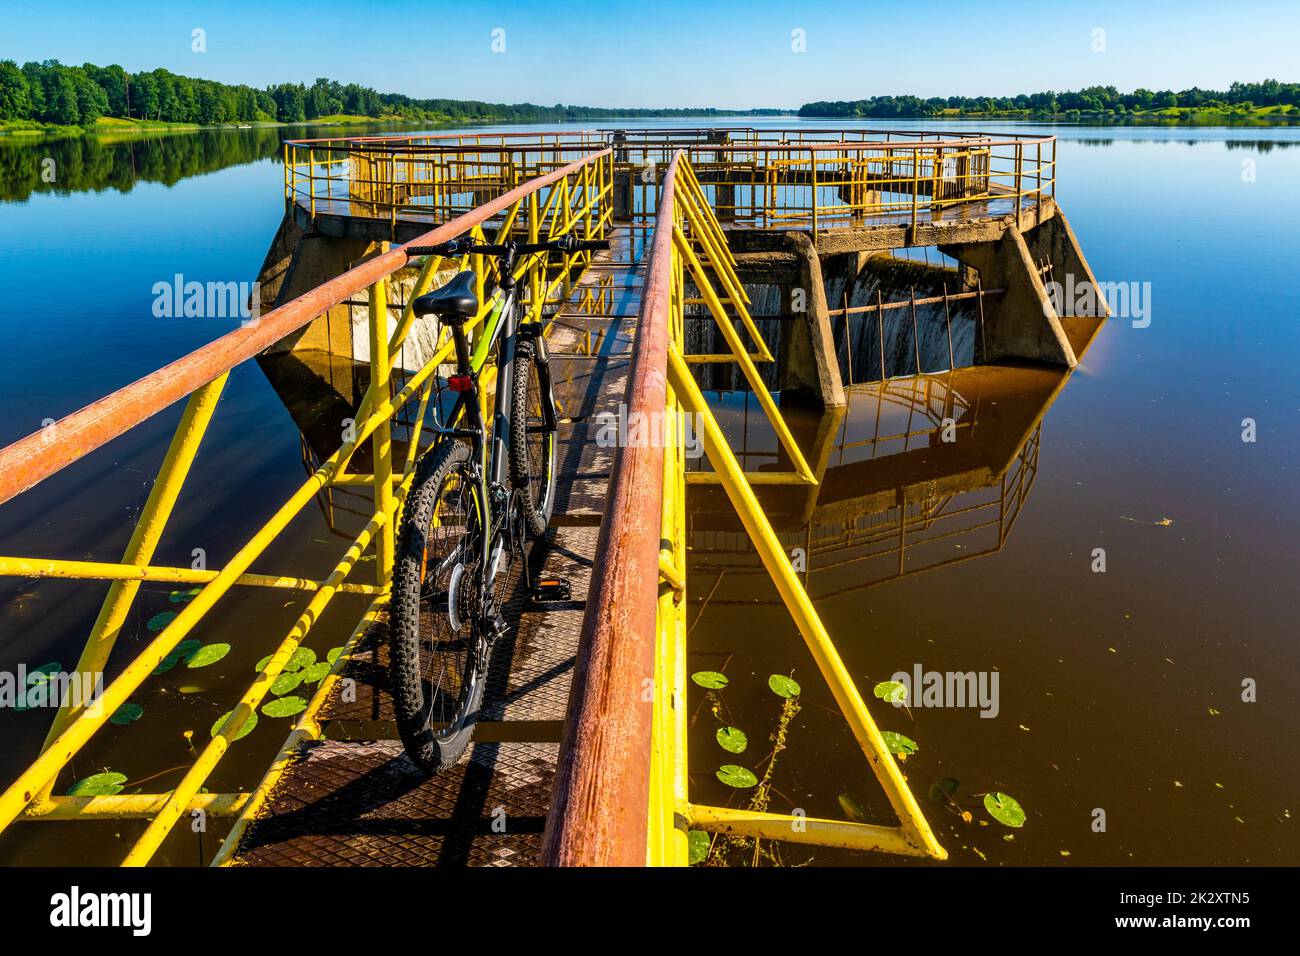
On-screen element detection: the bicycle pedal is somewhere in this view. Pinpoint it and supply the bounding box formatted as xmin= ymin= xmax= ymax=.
xmin=528 ymin=577 xmax=572 ymax=603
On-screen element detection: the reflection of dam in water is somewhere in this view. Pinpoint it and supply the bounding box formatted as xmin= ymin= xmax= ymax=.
xmin=687 ymin=316 xmax=1101 ymax=603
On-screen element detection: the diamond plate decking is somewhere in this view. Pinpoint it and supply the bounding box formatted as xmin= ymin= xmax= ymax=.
xmin=227 ymin=230 xmax=642 ymax=867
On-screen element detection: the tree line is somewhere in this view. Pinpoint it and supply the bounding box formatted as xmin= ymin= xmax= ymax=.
xmin=0 ymin=59 xmax=781 ymax=128
xmin=799 ymin=81 xmax=1300 ymax=118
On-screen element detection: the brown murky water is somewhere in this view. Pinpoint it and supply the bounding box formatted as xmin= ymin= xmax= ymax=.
xmin=686 ymin=318 xmax=1300 ymax=865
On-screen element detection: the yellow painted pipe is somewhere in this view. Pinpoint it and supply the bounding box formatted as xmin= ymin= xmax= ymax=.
xmin=688 ymin=804 xmax=932 ymax=857
xmin=31 ymin=373 xmax=226 ymax=805
xmin=0 ymin=555 xmax=382 ymax=595
xmin=667 ymin=345 xmax=945 ymax=861
xmin=21 ymin=792 xmax=249 ymax=821
xmin=673 ymin=227 xmax=815 ymax=485
xmin=122 ymin=505 xmax=387 ymax=865
xmin=212 ymin=596 xmax=388 ymax=866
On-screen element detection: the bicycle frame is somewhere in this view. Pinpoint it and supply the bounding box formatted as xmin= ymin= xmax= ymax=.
xmin=432 ymin=273 xmax=557 ymax=629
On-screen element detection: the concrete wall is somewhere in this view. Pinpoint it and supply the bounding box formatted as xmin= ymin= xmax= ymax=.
xmin=255 ymin=211 xmax=452 ymax=373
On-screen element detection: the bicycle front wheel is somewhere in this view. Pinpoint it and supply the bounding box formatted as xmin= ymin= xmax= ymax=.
xmin=509 ymin=339 xmax=558 ymax=538
xmin=389 ymin=438 xmax=488 ymax=772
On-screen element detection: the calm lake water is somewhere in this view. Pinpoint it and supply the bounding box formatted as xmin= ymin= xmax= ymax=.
xmin=0 ymin=118 xmax=1297 ymax=866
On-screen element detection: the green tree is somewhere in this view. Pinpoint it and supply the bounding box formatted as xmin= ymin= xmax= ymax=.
xmin=0 ymin=60 xmax=33 ymax=120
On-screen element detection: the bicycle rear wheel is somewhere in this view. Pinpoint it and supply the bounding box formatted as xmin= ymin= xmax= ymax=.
xmin=509 ymin=339 xmax=558 ymax=538
xmin=389 ymin=439 xmax=488 ymax=772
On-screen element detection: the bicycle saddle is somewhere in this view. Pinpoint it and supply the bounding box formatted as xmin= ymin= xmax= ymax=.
xmin=413 ymin=271 xmax=479 ymax=321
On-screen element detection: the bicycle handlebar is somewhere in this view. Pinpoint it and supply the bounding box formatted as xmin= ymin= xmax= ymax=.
xmin=406 ymin=235 xmax=610 ymax=259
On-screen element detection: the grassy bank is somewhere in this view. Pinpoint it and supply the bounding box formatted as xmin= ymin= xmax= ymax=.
xmin=0 ymin=113 xmax=424 ymax=139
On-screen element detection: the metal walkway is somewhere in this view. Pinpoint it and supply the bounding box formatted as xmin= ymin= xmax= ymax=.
xmin=223 ymin=230 xmax=643 ymax=866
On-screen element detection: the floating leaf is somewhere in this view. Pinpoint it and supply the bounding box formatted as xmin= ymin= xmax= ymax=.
xmin=185 ymin=643 xmax=230 ymax=669
xmin=715 ymin=726 xmax=748 ymax=754
xmin=67 ymin=771 xmax=127 ymax=796
xmin=687 ymin=829 xmax=711 ymax=865
xmin=767 ymin=674 xmax=801 ymax=698
xmin=269 ymin=670 xmax=305 ymax=696
xmin=928 ymin=778 xmax=960 ymax=804
xmin=873 ymin=680 xmax=907 ymax=704
xmin=691 ymin=671 xmax=728 ymax=689
xmin=262 ymin=696 xmax=308 ymax=719
xmin=146 ymin=611 xmax=177 ymax=633
xmin=210 ymin=709 xmax=257 ymax=741
xmin=326 ymin=647 xmax=345 ymax=666
xmin=152 ymin=638 xmax=202 ymax=675
xmin=301 ymin=661 xmax=331 ymax=685
xmin=168 ymin=587 xmax=202 ymax=604
xmin=284 ymin=648 xmax=316 ymax=673
xmin=838 ymin=793 xmax=868 ymax=823
xmin=715 ymin=764 xmax=757 ymax=789
xmin=984 ymin=792 xmax=1026 ymax=828
xmin=14 ymin=663 xmax=62 ymax=711
xmin=881 ymin=730 xmax=918 ymax=757
xmin=255 ymin=654 xmax=274 ymax=673
xmin=109 ymin=702 xmax=143 ymax=726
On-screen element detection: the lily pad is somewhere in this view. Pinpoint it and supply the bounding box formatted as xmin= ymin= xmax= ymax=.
xmin=768 ymin=674 xmax=801 ymax=698
xmin=880 ymin=730 xmax=918 ymax=757
xmin=66 ymin=771 xmax=127 ymax=797
xmin=254 ymin=654 xmax=274 ymax=673
xmin=109 ymin=702 xmax=144 ymax=726
xmin=168 ymin=587 xmax=202 ymax=604
xmin=687 ymin=829 xmax=711 ymax=865
xmin=326 ymin=647 xmax=345 ymax=666
xmin=984 ymin=792 xmax=1026 ymax=828
xmin=301 ymin=661 xmax=331 ymax=685
xmin=873 ymin=680 xmax=907 ymax=704
xmin=715 ymin=726 xmax=748 ymax=754
xmin=185 ymin=643 xmax=231 ymax=669
xmin=152 ymin=638 xmax=202 ymax=675
xmin=269 ymin=670 xmax=305 ymax=696
xmin=715 ymin=764 xmax=758 ymax=789
xmin=14 ymin=663 xmax=62 ymax=711
xmin=209 ymin=708 xmax=258 ymax=741
xmin=691 ymin=671 xmax=728 ymax=689
xmin=146 ymin=611 xmax=177 ymax=633
xmin=284 ymin=647 xmax=316 ymax=673
xmin=262 ymin=696 xmax=308 ymax=719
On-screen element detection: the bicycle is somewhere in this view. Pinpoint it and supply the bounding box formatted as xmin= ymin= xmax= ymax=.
xmin=388 ymin=233 xmax=609 ymax=772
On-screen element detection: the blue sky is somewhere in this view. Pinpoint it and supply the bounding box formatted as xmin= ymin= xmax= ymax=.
xmin=1 ymin=0 xmax=1296 ymax=109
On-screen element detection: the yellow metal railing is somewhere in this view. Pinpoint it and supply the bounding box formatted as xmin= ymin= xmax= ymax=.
xmin=645 ymin=153 xmax=947 ymax=864
xmin=0 ymin=150 xmax=612 ymax=864
xmin=615 ymin=132 xmax=1054 ymax=233
xmin=284 ymin=129 xmax=1057 ymax=241
xmin=284 ymin=132 xmax=607 ymax=229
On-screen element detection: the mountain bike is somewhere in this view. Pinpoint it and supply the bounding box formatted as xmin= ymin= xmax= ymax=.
xmin=388 ymin=233 xmax=609 ymax=772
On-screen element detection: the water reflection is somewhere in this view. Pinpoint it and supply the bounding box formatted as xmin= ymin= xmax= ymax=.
xmin=689 ymin=318 xmax=1102 ymax=604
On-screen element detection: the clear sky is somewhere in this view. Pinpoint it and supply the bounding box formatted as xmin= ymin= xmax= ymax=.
xmin=1 ymin=0 xmax=1296 ymax=109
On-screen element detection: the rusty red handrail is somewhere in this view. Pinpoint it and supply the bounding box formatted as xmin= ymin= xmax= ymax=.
xmin=0 ymin=148 xmax=612 ymax=508
xmin=541 ymin=150 xmax=683 ymax=866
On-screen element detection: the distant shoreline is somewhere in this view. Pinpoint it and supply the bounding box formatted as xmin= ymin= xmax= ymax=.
xmin=5 ymin=108 xmax=1299 ymax=142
